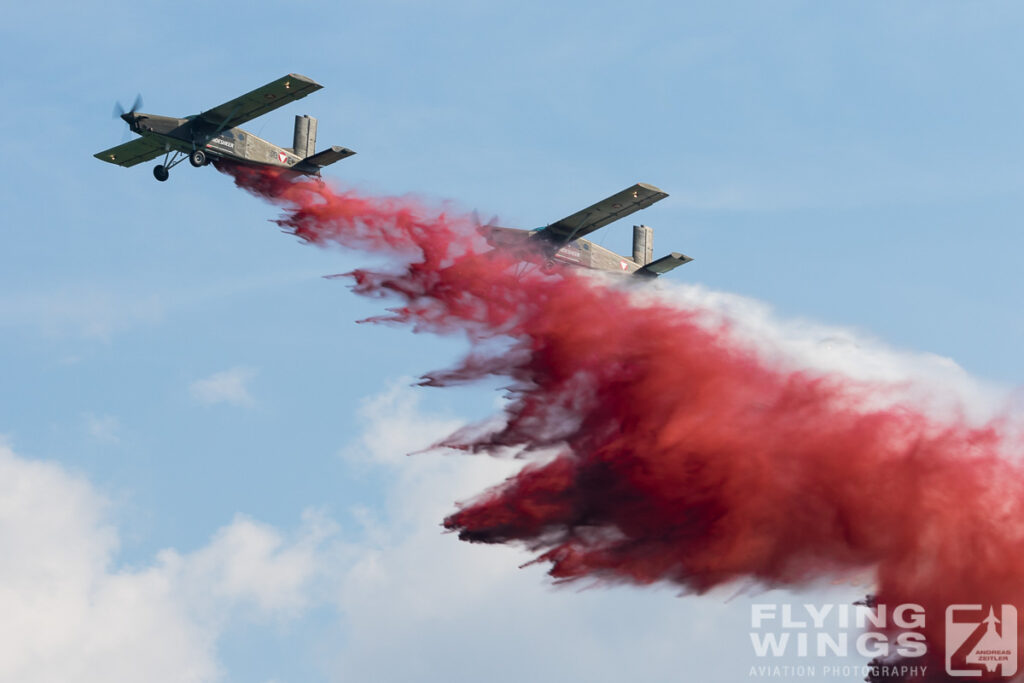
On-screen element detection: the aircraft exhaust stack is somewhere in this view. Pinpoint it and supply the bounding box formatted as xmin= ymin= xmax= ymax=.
xmin=293 ymin=115 xmax=318 ymax=158
xmin=632 ymin=224 xmax=654 ymax=266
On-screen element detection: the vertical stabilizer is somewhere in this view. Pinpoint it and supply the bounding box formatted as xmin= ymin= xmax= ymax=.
xmin=293 ymin=115 xmax=318 ymax=158
xmin=632 ymin=224 xmax=654 ymax=266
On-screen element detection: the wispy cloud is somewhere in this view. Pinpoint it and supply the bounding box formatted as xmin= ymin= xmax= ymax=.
xmin=0 ymin=270 xmax=324 ymax=342
xmin=84 ymin=413 xmax=121 ymax=444
xmin=0 ymin=287 xmax=164 ymax=341
xmin=189 ymin=367 xmax=257 ymax=407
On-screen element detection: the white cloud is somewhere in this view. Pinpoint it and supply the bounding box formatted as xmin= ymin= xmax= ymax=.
xmin=164 ymin=509 xmax=337 ymax=618
xmin=190 ymin=367 xmax=257 ymax=407
xmin=0 ymin=442 xmax=210 ymax=683
xmin=0 ymin=441 xmax=335 ymax=683
xmin=341 ymin=378 xmax=464 ymax=466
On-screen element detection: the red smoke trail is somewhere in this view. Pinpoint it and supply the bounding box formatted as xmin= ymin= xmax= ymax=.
xmin=221 ymin=163 xmax=1023 ymax=681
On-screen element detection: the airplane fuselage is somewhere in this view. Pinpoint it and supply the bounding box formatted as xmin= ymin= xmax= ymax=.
xmin=124 ymin=113 xmax=306 ymax=171
xmin=486 ymin=227 xmax=646 ymax=274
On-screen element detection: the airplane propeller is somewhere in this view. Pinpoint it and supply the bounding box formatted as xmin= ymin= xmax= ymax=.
xmin=112 ymin=94 xmax=144 ymax=122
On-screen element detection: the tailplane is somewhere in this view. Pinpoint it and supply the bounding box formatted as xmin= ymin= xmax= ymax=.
xmin=634 ymin=252 xmax=693 ymax=277
xmin=292 ymin=145 xmax=357 ymax=175
xmin=303 ymin=146 xmax=356 ymax=167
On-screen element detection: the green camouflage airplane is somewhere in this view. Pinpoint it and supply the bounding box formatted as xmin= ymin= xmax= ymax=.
xmin=485 ymin=183 xmax=693 ymax=277
xmin=94 ymin=74 xmax=353 ymax=182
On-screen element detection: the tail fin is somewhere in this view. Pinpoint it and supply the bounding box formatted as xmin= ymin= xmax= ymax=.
xmin=293 ymin=115 xmax=317 ymax=158
xmin=632 ymin=224 xmax=654 ymax=265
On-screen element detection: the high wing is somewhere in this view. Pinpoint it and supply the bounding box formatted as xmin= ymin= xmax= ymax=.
xmin=535 ymin=182 xmax=669 ymax=245
xmin=196 ymin=74 xmax=323 ymax=130
xmin=94 ymin=136 xmax=167 ymax=167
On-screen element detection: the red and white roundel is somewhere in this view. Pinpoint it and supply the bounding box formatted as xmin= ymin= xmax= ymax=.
xmin=619 ymin=261 xmax=629 ymax=271
xmin=278 ymin=151 xmax=288 ymax=163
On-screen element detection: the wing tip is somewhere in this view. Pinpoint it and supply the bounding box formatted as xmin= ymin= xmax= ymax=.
xmin=288 ymin=73 xmax=323 ymax=89
xmin=636 ymin=181 xmax=668 ymax=196
xmin=93 ymin=150 xmax=121 ymax=165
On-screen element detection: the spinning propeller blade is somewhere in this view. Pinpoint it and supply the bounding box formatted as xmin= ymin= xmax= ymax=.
xmin=112 ymin=93 xmax=144 ymax=120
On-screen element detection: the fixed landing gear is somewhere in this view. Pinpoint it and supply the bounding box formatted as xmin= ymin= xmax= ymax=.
xmin=152 ymin=146 xmax=209 ymax=182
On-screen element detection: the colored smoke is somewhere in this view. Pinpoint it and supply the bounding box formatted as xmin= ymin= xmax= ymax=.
xmin=221 ymin=163 xmax=1024 ymax=681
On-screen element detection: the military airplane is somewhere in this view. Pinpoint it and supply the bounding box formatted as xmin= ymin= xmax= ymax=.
xmin=485 ymin=182 xmax=692 ymax=277
xmin=94 ymin=74 xmax=353 ymax=182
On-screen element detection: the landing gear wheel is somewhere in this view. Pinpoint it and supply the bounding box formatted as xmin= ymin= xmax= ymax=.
xmin=153 ymin=165 xmax=169 ymax=182
xmin=189 ymin=150 xmax=207 ymax=167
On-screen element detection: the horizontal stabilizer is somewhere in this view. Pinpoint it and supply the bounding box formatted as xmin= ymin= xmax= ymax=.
xmin=291 ymin=146 xmax=356 ymax=176
xmin=634 ymin=252 xmax=693 ymax=277
xmin=304 ymin=145 xmax=356 ymax=167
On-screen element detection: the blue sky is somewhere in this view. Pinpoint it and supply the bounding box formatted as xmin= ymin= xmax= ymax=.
xmin=2 ymin=2 xmax=1024 ymax=682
